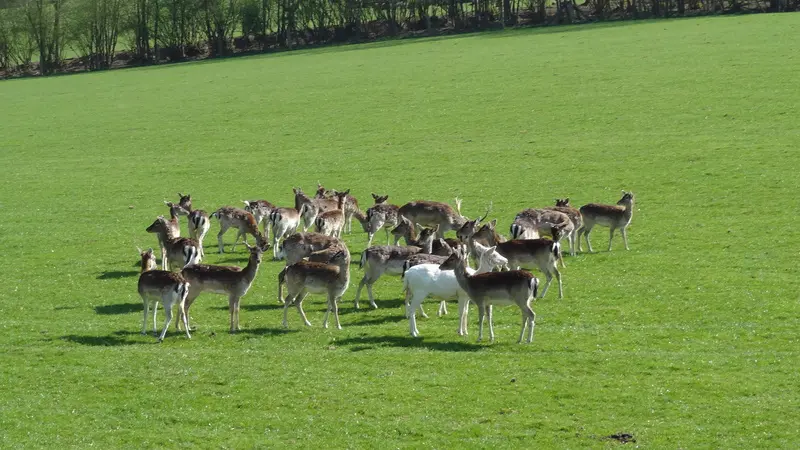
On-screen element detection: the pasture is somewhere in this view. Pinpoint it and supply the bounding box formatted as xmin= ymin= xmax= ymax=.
xmin=1 ymin=13 xmax=799 ymax=447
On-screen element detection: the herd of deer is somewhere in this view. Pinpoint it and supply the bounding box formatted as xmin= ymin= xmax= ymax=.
xmin=136 ymin=185 xmax=636 ymax=344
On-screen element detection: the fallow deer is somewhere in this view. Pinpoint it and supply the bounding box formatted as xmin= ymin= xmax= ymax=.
xmin=439 ymin=248 xmax=539 ymax=343
xmin=267 ymin=206 xmax=301 ymax=260
xmin=399 ymin=198 xmax=490 ymax=239
xmin=137 ymin=247 xmax=191 ymax=342
xmin=317 ymin=183 xmax=362 ymax=234
xmin=353 ymin=225 xmax=438 ymax=309
xmin=544 ymin=198 xmax=582 ymax=255
xmin=511 ymin=208 xmax=574 ymax=260
xmin=279 ymin=247 xmax=351 ymax=330
xmin=392 ymin=217 xmax=460 ymax=256
xmin=145 ymin=216 xmax=202 ymax=271
xmin=242 ymin=199 xmax=275 ymax=238
xmin=181 ymin=242 xmax=269 ymax=333
xmin=177 ymin=193 xmax=211 ymax=257
xmin=277 ymin=232 xmax=344 ymax=266
xmin=577 ymin=191 xmax=636 ymax=252
xmin=314 ymin=189 xmax=350 ymax=238
xmin=294 ymin=187 xmax=339 ymax=231
xmin=365 ymin=193 xmax=400 ymax=247
xmin=210 ymin=206 xmax=267 ymax=253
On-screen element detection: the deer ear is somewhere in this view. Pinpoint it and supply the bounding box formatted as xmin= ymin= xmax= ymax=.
xmin=148 ymin=247 xmax=153 ymax=253
xmin=344 ymin=189 xmax=350 ymax=195
xmin=489 ymin=219 xmax=497 ymax=228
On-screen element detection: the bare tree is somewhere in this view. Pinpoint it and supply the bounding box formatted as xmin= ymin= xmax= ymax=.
xmin=70 ymin=0 xmax=125 ymax=69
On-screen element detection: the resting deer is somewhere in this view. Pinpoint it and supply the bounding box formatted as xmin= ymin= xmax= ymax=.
xmin=210 ymin=206 xmax=268 ymax=253
xmin=399 ymin=198 xmax=491 ymax=239
xmin=243 ymin=199 xmax=275 ymax=238
xmin=176 ymin=193 xmax=211 ymax=257
xmin=181 ymin=242 xmax=269 ymax=333
xmin=314 ymin=189 xmax=350 ymax=238
xmin=137 ymin=247 xmax=191 ymax=342
xmin=577 ymin=191 xmax=636 ymax=252
xmin=277 ymin=232 xmax=344 ymax=266
xmin=354 ymin=225 xmax=438 ymax=309
xmin=365 ymin=194 xmax=401 ymax=247
xmin=145 ymin=216 xmax=202 ymax=271
xmin=439 ymin=248 xmax=539 ymax=343
xmin=461 ymin=219 xmax=564 ymax=298
xmin=279 ymin=247 xmax=351 ymax=330
xmin=404 ymin=242 xmax=509 ymax=338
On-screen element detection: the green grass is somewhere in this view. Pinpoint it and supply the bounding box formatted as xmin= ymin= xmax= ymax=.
xmin=2 ymin=13 xmax=800 ymax=448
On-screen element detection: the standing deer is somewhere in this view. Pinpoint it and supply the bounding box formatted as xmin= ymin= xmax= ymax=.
xmin=314 ymin=189 xmax=350 ymax=238
xmin=439 ymin=248 xmax=539 ymax=343
xmin=267 ymin=206 xmax=302 ymax=260
xmin=181 ymin=242 xmax=269 ymax=333
xmin=317 ymin=183 xmax=361 ymax=234
xmin=279 ymin=247 xmax=351 ymax=330
xmin=510 ymin=208 xmax=574 ymax=262
xmin=544 ymin=198 xmax=582 ymax=255
xmin=145 ymin=216 xmax=202 ymax=271
xmin=577 ymin=191 xmax=636 ymax=252
xmin=294 ymin=187 xmax=339 ymax=231
xmin=210 ymin=206 xmax=268 ymax=253
xmin=177 ymin=193 xmax=211 ymax=258
xmin=365 ymin=193 xmax=400 ymax=247
xmin=277 ymin=232 xmax=344 ymax=266
xmin=242 ymin=199 xmax=275 ymax=238
xmin=137 ymin=247 xmax=191 ymax=342
xmin=399 ymin=198 xmax=490 ymax=239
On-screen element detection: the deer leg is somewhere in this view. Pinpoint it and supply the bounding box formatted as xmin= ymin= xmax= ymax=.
xmin=332 ymin=295 xmax=342 ymax=330
xmin=457 ymin=293 xmax=469 ymax=336
xmin=554 ymin=266 xmax=563 ymax=299
xmin=231 ymin=229 xmax=244 ymax=253
xmin=438 ymin=300 xmax=447 ymax=317
xmin=621 ymin=227 xmax=630 ymax=250
xmin=366 ymin=281 xmax=378 ymax=309
xmin=487 ymin=305 xmax=495 ymax=343
xmin=152 ymin=301 xmax=159 ymax=336
xmin=527 ymin=310 xmax=536 ymax=343
xmin=179 ymin=301 xmax=191 ymax=339
xmin=354 ymin=276 xmax=368 ymax=309
xmin=583 ymin=224 xmax=595 ymax=253
xmin=296 ymin=291 xmax=311 ymax=327
xmin=569 ymin=230 xmax=577 ymax=256
xmin=141 ymin=298 xmax=150 ymax=335
xmin=217 ymin=223 xmax=230 ymax=253
xmin=228 ymin=295 xmax=237 ymax=333
xmin=476 ymin=302 xmax=486 ymax=342
xmin=282 ymin=291 xmax=295 ymax=328
xmin=158 ymin=303 xmax=172 ymax=342
xmin=517 ymin=310 xmax=528 ymax=344
xmin=607 ymin=227 xmax=616 ymax=252
xmin=160 ymin=246 xmax=168 ymax=270
xmin=539 ymin=270 xmax=553 ymax=298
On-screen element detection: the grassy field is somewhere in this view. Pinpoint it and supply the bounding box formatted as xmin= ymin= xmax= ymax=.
xmin=2 ymin=13 xmax=799 ymax=448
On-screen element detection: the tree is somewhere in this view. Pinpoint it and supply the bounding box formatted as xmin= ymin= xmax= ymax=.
xmin=24 ymin=0 xmax=68 ymax=75
xmin=69 ymin=0 xmax=125 ymax=69
xmin=200 ymin=0 xmax=240 ymax=56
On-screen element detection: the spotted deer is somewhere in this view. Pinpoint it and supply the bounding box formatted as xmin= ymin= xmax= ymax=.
xmin=314 ymin=189 xmax=350 ymax=238
xmin=317 ymin=183 xmax=361 ymax=234
xmin=294 ymin=187 xmax=339 ymax=231
xmin=511 ymin=208 xmax=574 ymax=260
xmin=577 ymin=191 xmax=636 ymax=252
xmin=544 ymin=198 xmax=582 ymax=254
xmin=176 ymin=193 xmax=211 ymax=257
xmin=279 ymin=247 xmax=351 ymax=330
xmin=181 ymin=242 xmax=269 ymax=333
xmin=365 ymin=193 xmax=400 ymax=247
xmin=277 ymin=232 xmax=344 ymax=266
xmin=242 ymin=199 xmax=275 ymax=238
xmin=392 ymin=216 xmax=461 ymax=256
xmin=439 ymin=248 xmax=539 ymax=344
xmin=399 ymin=198 xmax=490 ymax=239
xmin=210 ymin=206 xmax=268 ymax=253
xmin=267 ymin=206 xmax=302 ymax=260
xmin=353 ymin=226 xmax=438 ymax=309
xmin=137 ymin=247 xmax=191 ymax=342
xmin=145 ymin=216 xmax=202 ymax=271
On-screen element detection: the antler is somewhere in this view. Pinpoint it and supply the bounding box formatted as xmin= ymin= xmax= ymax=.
xmin=476 ymin=201 xmax=493 ymax=224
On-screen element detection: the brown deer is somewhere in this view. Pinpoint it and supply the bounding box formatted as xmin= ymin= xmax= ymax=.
xmin=365 ymin=193 xmax=400 ymax=247
xmin=145 ymin=216 xmax=202 ymax=271
xmin=314 ymin=189 xmax=350 ymax=238
xmin=277 ymin=232 xmax=344 ymax=265
xmin=399 ymin=198 xmax=490 ymax=239
xmin=210 ymin=206 xmax=268 ymax=253
xmin=577 ymin=191 xmax=636 ymax=252
xmin=294 ymin=187 xmax=339 ymax=231
xmin=242 ymin=199 xmax=275 ymax=237
xmin=177 ymin=193 xmax=211 ymax=258
xmin=181 ymin=242 xmax=269 ymax=333
xmin=137 ymin=247 xmax=191 ymax=342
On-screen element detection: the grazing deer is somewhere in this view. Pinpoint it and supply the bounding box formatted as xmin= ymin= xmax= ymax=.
xmin=461 ymin=220 xmax=564 ymax=298
xmin=353 ymin=226 xmax=438 ymax=309
xmin=439 ymin=248 xmax=539 ymax=343
xmin=176 ymin=193 xmax=211 ymax=257
xmin=267 ymin=206 xmax=301 ymax=260
xmin=392 ymin=217 xmax=460 ymax=255
xmin=277 ymin=232 xmax=344 ymax=266
xmin=314 ymin=189 xmax=350 ymax=238
xmin=511 ymin=208 xmax=574 ymax=260
xmin=210 ymin=206 xmax=267 ymax=253
xmin=181 ymin=242 xmax=269 ymax=333
xmin=365 ymin=193 xmax=400 ymax=247
xmin=137 ymin=247 xmax=191 ymax=342
xmin=404 ymin=242 xmax=509 ymax=338
xmin=294 ymin=187 xmax=339 ymax=231
xmin=279 ymin=247 xmax=351 ymax=330
xmin=577 ymin=191 xmax=635 ymax=252
xmin=399 ymin=198 xmax=490 ymax=239
xmin=242 ymin=199 xmax=275 ymax=238
xmin=145 ymin=216 xmax=202 ymax=271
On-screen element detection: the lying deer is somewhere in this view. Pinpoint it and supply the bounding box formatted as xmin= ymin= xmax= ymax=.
xmin=279 ymin=247 xmax=351 ymax=330
xmin=137 ymin=247 xmax=191 ymax=342
xmin=181 ymin=242 xmax=269 ymax=333
xmin=577 ymin=191 xmax=636 ymax=252
xmin=439 ymin=248 xmax=539 ymax=343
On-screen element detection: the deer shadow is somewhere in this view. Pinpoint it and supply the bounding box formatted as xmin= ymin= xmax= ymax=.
xmin=60 ymin=330 xmax=147 ymax=346
xmin=335 ymin=335 xmax=484 ymax=352
xmin=95 ymin=303 xmax=142 ymax=315
xmin=208 ymin=304 xmax=285 ymax=312
xmin=97 ymin=271 xmax=139 ymax=280
xmin=236 ymin=327 xmax=300 ymax=336
xmin=348 ymin=314 xmax=406 ymax=327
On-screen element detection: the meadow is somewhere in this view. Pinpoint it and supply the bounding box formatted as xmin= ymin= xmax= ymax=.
xmin=1 ymin=13 xmax=799 ymax=448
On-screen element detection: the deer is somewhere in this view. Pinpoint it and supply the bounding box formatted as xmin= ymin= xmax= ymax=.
xmin=145 ymin=216 xmax=202 ymax=271
xmin=399 ymin=198 xmax=491 ymax=239
xmin=314 ymin=189 xmax=350 ymax=238
xmin=181 ymin=242 xmax=269 ymax=334
xmin=267 ymin=206 xmax=302 ymax=260
xmin=365 ymin=193 xmax=400 ymax=247
xmin=242 ymin=199 xmax=275 ymax=238
xmin=511 ymin=208 xmax=575 ymax=261
xmin=294 ymin=187 xmax=339 ymax=232
xmin=439 ymin=247 xmax=539 ymax=344
xmin=276 ymin=232 xmax=344 ymax=266
xmin=157 ymin=201 xmax=187 ymax=264
xmin=577 ymin=191 xmax=636 ymax=252
xmin=544 ymin=198 xmax=582 ymax=255
xmin=210 ymin=206 xmax=268 ymax=253
xmin=316 ymin=183 xmax=362 ymax=234
xmin=176 ymin=193 xmax=211 ymax=258
xmin=137 ymin=247 xmax=191 ymax=342
xmin=404 ymin=242 xmax=509 ymax=338
xmin=353 ymin=225 xmax=438 ymax=310
xmin=460 ymin=219 xmax=564 ymax=298
xmin=392 ymin=216 xmax=461 ymax=256
xmin=279 ymin=247 xmax=351 ymax=330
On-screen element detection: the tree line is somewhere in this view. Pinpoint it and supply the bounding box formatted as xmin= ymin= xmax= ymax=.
xmin=0 ymin=0 xmax=795 ymax=78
